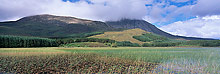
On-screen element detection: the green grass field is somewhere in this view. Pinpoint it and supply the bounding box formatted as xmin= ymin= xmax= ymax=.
xmin=0 ymin=47 xmax=220 ymax=73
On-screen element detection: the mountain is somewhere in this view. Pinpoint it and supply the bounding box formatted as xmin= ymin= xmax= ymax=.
xmin=0 ymin=14 xmax=113 ymax=37
xmin=0 ymin=14 xmax=215 ymax=40
xmin=106 ymin=19 xmax=215 ymax=40
xmin=106 ymin=19 xmax=175 ymax=38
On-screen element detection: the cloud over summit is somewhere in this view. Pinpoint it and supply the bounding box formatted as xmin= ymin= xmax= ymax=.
xmin=0 ymin=0 xmax=147 ymax=21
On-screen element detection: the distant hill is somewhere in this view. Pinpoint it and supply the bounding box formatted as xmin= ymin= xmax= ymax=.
xmin=0 ymin=14 xmax=215 ymax=40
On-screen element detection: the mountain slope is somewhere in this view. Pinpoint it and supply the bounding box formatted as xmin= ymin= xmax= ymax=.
xmin=90 ymin=28 xmax=148 ymax=44
xmin=106 ymin=19 xmax=173 ymax=38
xmin=0 ymin=14 xmax=113 ymax=37
xmin=106 ymin=19 xmax=215 ymax=40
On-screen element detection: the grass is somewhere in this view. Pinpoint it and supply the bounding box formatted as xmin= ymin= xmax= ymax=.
xmin=60 ymin=42 xmax=109 ymax=47
xmin=0 ymin=48 xmax=68 ymax=56
xmin=0 ymin=48 xmax=62 ymax=53
xmin=89 ymin=28 xmax=148 ymax=44
xmin=0 ymin=47 xmax=220 ymax=73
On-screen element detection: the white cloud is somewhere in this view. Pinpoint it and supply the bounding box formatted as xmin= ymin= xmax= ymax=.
xmin=0 ymin=0 xmax=147 ymax=21
xmin=144 ymin=1 xmax=169 ymax=23
xmin=192 ymin=0 xmax=220 ymax=16
xmin=157 ymin=0 xmax=220 ymax=39
xmin=160 ymin=15 xmax=220 ymax=39
xmin=143 ymin=0 xmax=220 ymax=39
xmin=144 ymin=0 xmax=220 ymax=25
xmin=171 ymin=0 xmax=189 ymax=3
xmin=202 ymin=15 xmax=220 ymax=20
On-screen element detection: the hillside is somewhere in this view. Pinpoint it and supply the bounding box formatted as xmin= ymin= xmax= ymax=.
xmin=89 ymin=28 xmax=149 ymax=44
xmin=0 ymin=14 xmax=113 ymax=37
xmin=106 ymin=19 xmax=173 ymax=38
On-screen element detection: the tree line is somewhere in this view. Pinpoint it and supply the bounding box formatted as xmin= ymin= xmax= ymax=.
xmin=142 ymin=40 xmax=220 ymax=47
xmin=0 ymin=35 xmax=141 ymax=48
xmin=0 ymin=35 xmax=58 ymax=48
xmin=133 ymin=33 xmax=169 ymax=42
xmin=56 ymin=38 xmax=140 ymax=47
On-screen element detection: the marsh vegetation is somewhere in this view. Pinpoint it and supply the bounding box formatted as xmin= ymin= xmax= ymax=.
xmin=0 ymin=47 xmax=219 ymax=73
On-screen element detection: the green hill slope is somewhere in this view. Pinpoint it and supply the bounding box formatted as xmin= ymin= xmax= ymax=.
xmin=0 ymin=14 xmax=113 ymax=37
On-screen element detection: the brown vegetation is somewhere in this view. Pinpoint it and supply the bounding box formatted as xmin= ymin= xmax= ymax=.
xmin=0 ymin=53 xmax=158 ymax=73
xmin=0 ymin=52 xmax=69 ymax=56
xmin=90 ymin=28 xmax=149 ymax=44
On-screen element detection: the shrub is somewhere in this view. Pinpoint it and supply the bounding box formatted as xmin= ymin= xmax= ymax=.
xmin=116 ymin=41 xmax=140 ymax=47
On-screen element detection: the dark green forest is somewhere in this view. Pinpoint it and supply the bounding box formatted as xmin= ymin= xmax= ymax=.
xmin=133 ymin=33 xmax=170 ymax=42
xmin=0 ymin=35 xmax=58 ymax=48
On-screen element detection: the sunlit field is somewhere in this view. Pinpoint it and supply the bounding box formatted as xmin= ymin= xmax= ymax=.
xmin=0 ymin=47 xmax=220 ymax=73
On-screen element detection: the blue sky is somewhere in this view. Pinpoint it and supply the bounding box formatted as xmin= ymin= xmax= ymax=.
xmin=144 ymin=0 xmax=198 ymax=26
xmin=0 ymin=0 xmax=220 ymax=39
